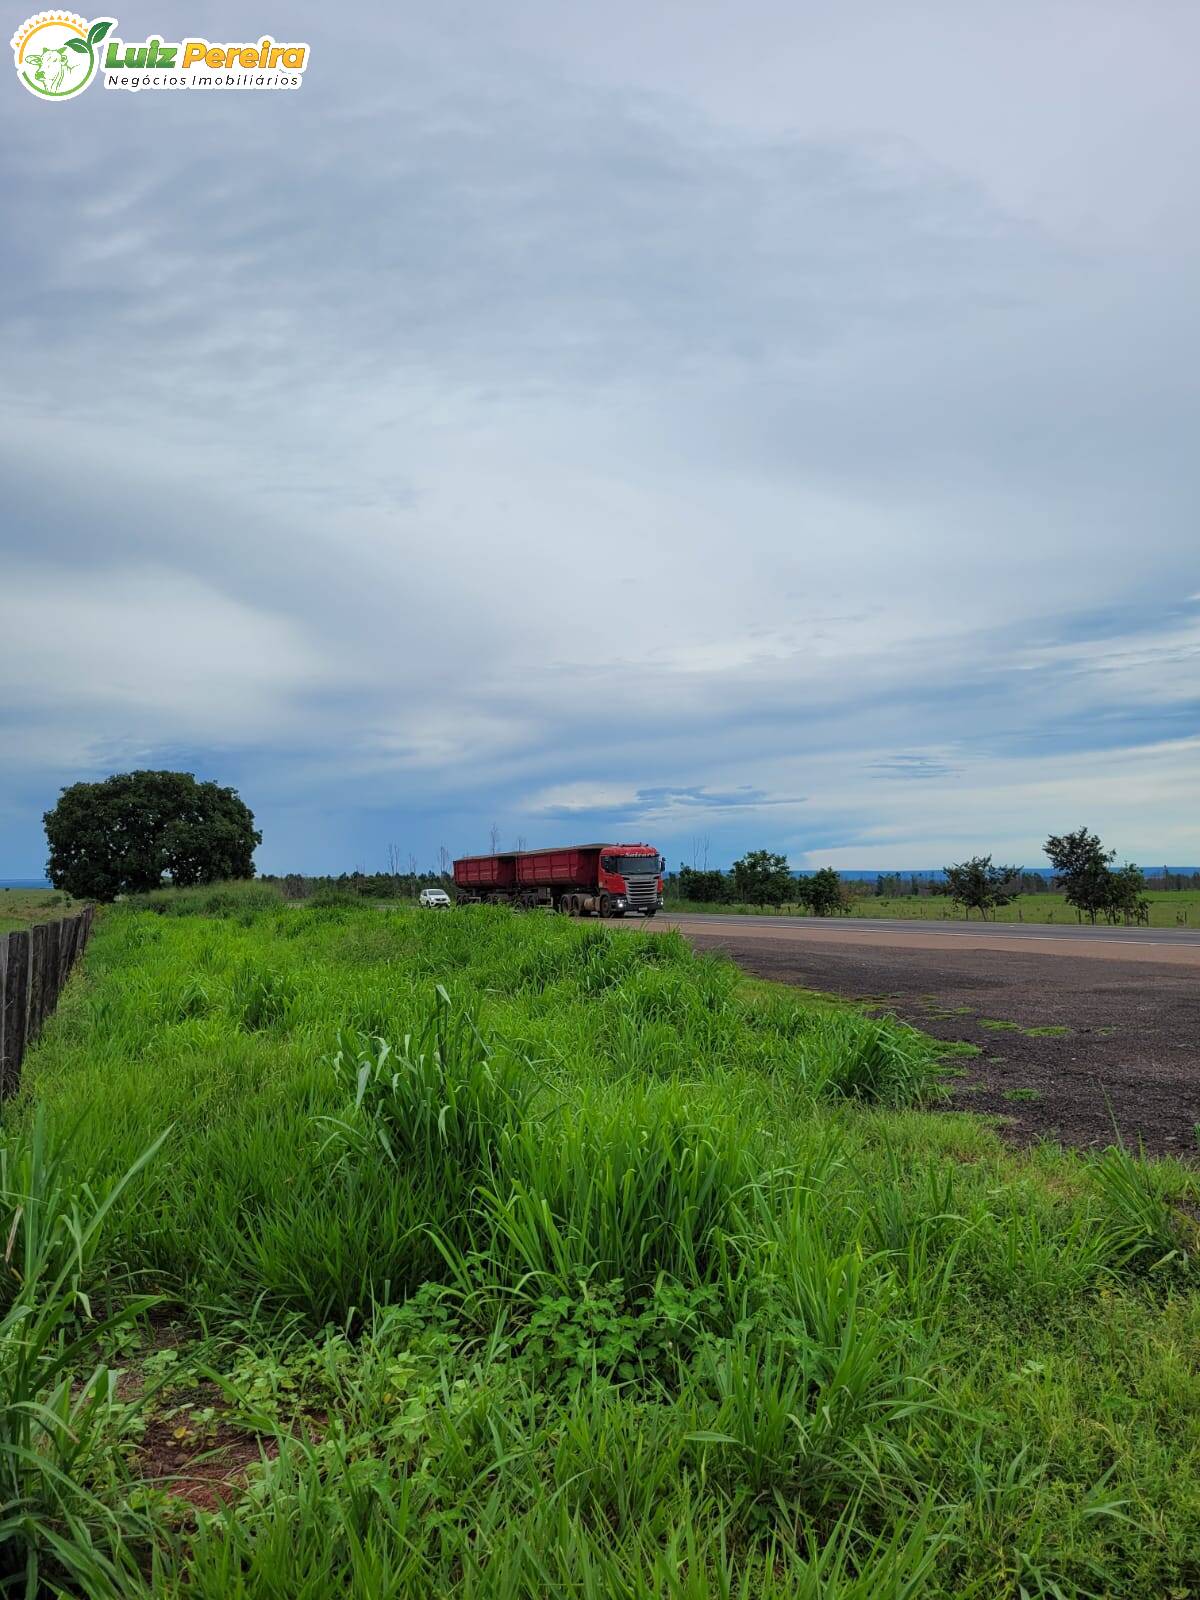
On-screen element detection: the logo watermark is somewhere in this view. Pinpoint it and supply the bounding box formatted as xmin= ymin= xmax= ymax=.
xmin=11 ymin=13 xmax=113 ymax=99
xmin=11 ymin=13 xmax=310 ymax=97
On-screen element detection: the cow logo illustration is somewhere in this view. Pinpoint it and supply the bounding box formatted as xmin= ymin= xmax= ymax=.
xmin=11 ymin=12 xmax=114 ymax=99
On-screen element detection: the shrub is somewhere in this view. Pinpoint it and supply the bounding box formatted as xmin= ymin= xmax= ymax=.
xmin=470 ymin=1089 xmax=751 ymax=1294
xmin=329 ymin=988 xmax=537 ymax=1174
xmin=792 ymin=1013 xmax=947 ymax=1106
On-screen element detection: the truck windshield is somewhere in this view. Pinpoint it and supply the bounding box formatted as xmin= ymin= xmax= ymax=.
xmin=602 ymin=855 xmax=660 ymax=876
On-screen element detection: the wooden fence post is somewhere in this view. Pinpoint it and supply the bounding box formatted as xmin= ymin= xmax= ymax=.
xmin=29 ymin=921 xmax=47 ymax=1038
xmin=1 ymin=929 xmax=30 ymax=1098
xmin=0 ymin=934 xmax=8 ymax=1097
xmin=0 ymin=907 xmax=95 ymax=1100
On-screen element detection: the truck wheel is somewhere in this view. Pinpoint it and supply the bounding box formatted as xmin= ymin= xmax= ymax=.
xmin=598 ymin=894 xmax=611 ymax=918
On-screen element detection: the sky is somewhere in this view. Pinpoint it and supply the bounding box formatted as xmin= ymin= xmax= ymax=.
xmin=2 ymin=0 xmax=1198 ymax=876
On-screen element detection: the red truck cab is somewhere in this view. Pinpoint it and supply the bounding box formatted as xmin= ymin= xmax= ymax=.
xmin=595 ymin=847 xmax=664 ymax=916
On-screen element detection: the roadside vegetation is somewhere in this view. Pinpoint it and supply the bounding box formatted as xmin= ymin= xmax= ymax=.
xmin=4 ymin=897 xmax=1200 ymax=1596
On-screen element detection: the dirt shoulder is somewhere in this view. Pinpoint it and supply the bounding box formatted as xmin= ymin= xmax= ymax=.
xmin=661 ymin=916 xmax=1200 ymax=1157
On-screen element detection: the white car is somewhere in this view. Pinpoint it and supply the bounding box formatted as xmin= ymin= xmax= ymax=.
xmin=419 ymin=887 xmax=452 ymax=909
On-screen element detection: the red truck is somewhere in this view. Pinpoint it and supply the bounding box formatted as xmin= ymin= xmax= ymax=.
xmin=453 ymin=843 xmax=664 ymax=917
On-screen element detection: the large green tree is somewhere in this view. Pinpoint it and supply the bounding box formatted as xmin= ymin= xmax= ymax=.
xmin=45 ymin=771 xmax=261 ymax=900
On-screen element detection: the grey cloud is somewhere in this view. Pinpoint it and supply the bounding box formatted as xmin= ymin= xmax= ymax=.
xmin=1 ymin=3 xmax=1195 ymax=873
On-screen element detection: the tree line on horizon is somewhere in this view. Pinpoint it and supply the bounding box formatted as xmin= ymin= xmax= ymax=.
xmin=674 ymin=828 xmax=1174 ymax=924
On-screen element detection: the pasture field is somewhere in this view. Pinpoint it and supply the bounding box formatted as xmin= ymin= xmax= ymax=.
xmin=4 ymin=892 xmax=1200 ymax=1597
xmin=0 ymin=886 xmax=82 ymax=935
xmin=669 ymin=889 xmax=1200 ymax=927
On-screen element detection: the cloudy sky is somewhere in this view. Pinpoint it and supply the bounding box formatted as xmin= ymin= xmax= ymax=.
xmin=3 ymin=0 xmax=1197 ymax=876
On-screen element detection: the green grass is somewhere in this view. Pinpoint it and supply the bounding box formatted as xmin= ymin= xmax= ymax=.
xmin=125 ymin=877 xmax=285 ymax=917
xmin=0 ymin=887 xmax=83 ymax=935
xmin=3 ymin=897 xmax=1200 ymax=1596
xmin=979 ymin=1020 xmax=1072 ymax=1040
xmin=668 ymin=889 xmax=1200 ymax=929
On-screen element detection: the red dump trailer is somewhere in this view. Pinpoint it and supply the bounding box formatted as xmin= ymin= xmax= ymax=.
xmin=453 ymin=843 xmax=664 ymax=918
xmin=453 ymin=853 xmax=517 ymax=897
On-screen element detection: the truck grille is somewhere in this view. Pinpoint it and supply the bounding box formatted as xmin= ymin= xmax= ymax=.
xmin=625 ymin=876 xmax=658 ymax=908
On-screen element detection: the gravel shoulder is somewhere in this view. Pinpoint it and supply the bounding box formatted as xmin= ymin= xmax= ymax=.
xmin=659 ymin=914 xmax=1200 ymax=1157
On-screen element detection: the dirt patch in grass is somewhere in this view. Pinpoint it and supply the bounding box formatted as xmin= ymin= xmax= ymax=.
xmin=135 ymin=1385 xmax=279 ymax=1512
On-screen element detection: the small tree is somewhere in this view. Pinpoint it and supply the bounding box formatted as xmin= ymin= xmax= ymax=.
xmin=44 ymin=770 xmax=260 ymax=901
xmin=943 ymin=855 xmax=1019 ymax=920
xmin=677 ymin=866 xmax=730 ymax=903
xmin=1044 ymin=827 xmax=1116 ymax=924
xmin=798 ymin=867 xmax=843 ymax=916
xmin=731 ymin=850 xmax=793 ymax=906
xmin=1104 ymin=862 xmax=1149 ymax=926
